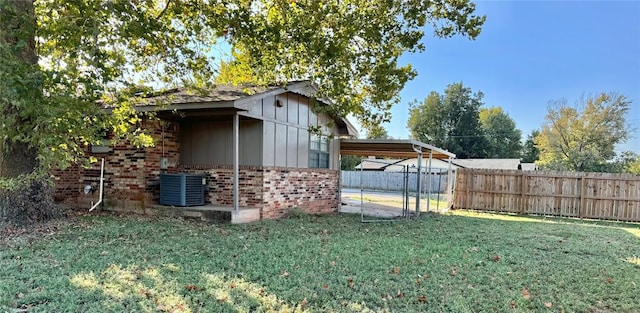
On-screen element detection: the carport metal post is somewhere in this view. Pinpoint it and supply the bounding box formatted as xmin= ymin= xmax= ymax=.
xmin=447 ymin=158 xmax=453 ymax=208
xmin=403 ymin=164 xmax=409 ymax=218
xmin=426 ymin=150 xmax=433 ymax=212
xmin=415 ymin=149 xmax=422 ymax=217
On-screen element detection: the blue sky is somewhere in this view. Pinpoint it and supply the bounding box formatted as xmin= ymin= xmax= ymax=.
xmin=372 ymin=0 xmax=640 ymax=153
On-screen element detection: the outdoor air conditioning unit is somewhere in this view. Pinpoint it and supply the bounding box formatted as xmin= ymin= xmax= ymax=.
xmin=159 ymin=173 xmax=206 ymax=206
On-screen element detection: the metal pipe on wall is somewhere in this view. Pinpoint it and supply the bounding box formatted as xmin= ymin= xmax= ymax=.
xmin=89 ymin=158 xmax=105 ymax=212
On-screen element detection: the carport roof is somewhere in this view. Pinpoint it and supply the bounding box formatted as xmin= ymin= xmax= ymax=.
xmin=340 ymin=139 xmax=455 ymax=159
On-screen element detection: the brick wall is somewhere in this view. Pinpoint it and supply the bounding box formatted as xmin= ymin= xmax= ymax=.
xmin=181 ymin=166 xmax=339 ymax=219
xmin=261 ymin=167 xmax=339 ymax=219
xmin=182 ymin=166 xmax=264 ymax=208
xmin=52 ymin=119 xmax=180 ymax=210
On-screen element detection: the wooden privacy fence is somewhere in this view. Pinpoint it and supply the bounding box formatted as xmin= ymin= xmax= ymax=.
xmin=453 ymin=169 xmax=640 ymax=222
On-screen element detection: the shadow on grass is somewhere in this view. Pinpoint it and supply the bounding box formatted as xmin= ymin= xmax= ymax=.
xmin=2 ymin=212 xmax=640 ymax=312
xmin=68 ymin=262 xmax=377 ymax=313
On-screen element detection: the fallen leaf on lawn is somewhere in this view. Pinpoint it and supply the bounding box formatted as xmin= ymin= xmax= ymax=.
xmin=544 ymin=302 xmax=553 ymax=308
xmin=184 ymin=285 xmax=204 ymax=291
xmin=230 ymin=282 xmax=236 ymax=289
xmin=280 ymin=270 xmax=290 ymax=277
xmin=522 ymin=287 xmax=531 ymax=300
xmin=416 ymin=278 xmax=422 ymax=285
xmin=347 ymin=278 xmax=354 ymax=287
xmin=417 ymin=295 xmax=428 ymax=303
xmin=450 ymin=268 xmax=457 ymax=276
xmin=396 ymin=290 xmax=404 ymax=298
xmin=467 ymin=246 xmax=479 ymax=252
xmin=606 ymin=277 xmax=613 ymax=284
xmin=17 ymin=292 xmax=24 ymax=299
xmin=100 ymin=250 xmax=109 ymax=256
xmin=330 ymin=261 xmax=336 ymax=266
xmin=392 ymin=267 xmax=400 ymax=274
xmin=300 ymin=297 xmax=308 ymax=308
xmin=156 ymin=304 xmax=166 ymax=311
xmin=322 ymin=284 xmax=328 ymax=289
xmin=139 ymin=288 xmax=151 ymax=298
xmin=510 ymin=301 xmax=516 ymax=309
xmin=492 ymin=255 xmax=500 ymax=262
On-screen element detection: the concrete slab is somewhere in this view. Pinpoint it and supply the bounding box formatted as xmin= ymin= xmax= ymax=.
xmin=339 ymin=197 xmax=405 ymax=218
xmin=147 ymin=204 xmax=261 ymax=224
xmin=231 ymin=209 xmax=261 ymax=224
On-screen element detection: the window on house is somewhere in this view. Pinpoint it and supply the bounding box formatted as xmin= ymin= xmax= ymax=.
xmin=309 ymin=134 xmax=330 ymax=168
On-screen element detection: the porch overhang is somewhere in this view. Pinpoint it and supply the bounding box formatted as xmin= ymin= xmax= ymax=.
xmin=340 ymin=139 xmax=455 ymax=159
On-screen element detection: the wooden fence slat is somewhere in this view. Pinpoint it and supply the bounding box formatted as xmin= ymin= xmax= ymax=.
xmin=453 ymin=169 xmax=640 ymax=223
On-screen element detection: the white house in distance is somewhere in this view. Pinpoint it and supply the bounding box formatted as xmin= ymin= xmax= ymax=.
xmin=355 ymin=157 xmax=460 ymax=173
xmin=354 ymin=158 xmax=539 ymax=172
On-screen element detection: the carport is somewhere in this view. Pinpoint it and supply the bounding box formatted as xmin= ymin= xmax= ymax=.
xmin=340 ymin=139 xmax=456 ymax=220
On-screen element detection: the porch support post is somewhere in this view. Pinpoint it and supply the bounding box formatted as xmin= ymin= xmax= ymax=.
xmin=233 ymin=112 xmax=239 ymax=212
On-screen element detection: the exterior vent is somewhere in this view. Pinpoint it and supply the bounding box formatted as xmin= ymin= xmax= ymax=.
xmin=160 ymin=173 xmax=205 ymax=206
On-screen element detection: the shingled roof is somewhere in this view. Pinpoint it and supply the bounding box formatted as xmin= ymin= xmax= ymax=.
xmin=132 ymin=83 xmax=290 ymax=107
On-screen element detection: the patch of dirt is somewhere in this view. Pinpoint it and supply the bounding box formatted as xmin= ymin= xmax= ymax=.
xmin=0 ymin=207 xmax=211 ymax=247
xmin=0 ymin=208 xmax=132 ymax=246
xmin=0 ymin=215 xmax=75 ymax=247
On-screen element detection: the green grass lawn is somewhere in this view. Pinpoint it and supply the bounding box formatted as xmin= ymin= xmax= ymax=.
xmin=1 ymin=210 xmax=639 ymax=312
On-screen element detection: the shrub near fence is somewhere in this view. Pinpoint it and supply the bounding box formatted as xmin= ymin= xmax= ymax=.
xmin=341 ymin=170 xmax=449 ymax=193
xmin=453 ymin=168 xmax=640 ymax=222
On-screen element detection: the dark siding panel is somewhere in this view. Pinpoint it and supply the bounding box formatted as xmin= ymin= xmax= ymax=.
xmin=180 ymin=119 xmax=263 ymax=166
xmin=209 ymin=122 xmax=228 ymax=164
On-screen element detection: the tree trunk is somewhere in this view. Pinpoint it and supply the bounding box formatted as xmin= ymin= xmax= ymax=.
xmin=0 ymin=0 xmax=56 ymax=226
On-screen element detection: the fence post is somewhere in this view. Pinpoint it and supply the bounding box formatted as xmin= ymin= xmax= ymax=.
xmin=465 ymin=170 xmax=471 ymax=210
xmin=579 ymin=174 xmax=586 ymax=218
xmin=520 ymin=172 xmax=527 ymax=214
